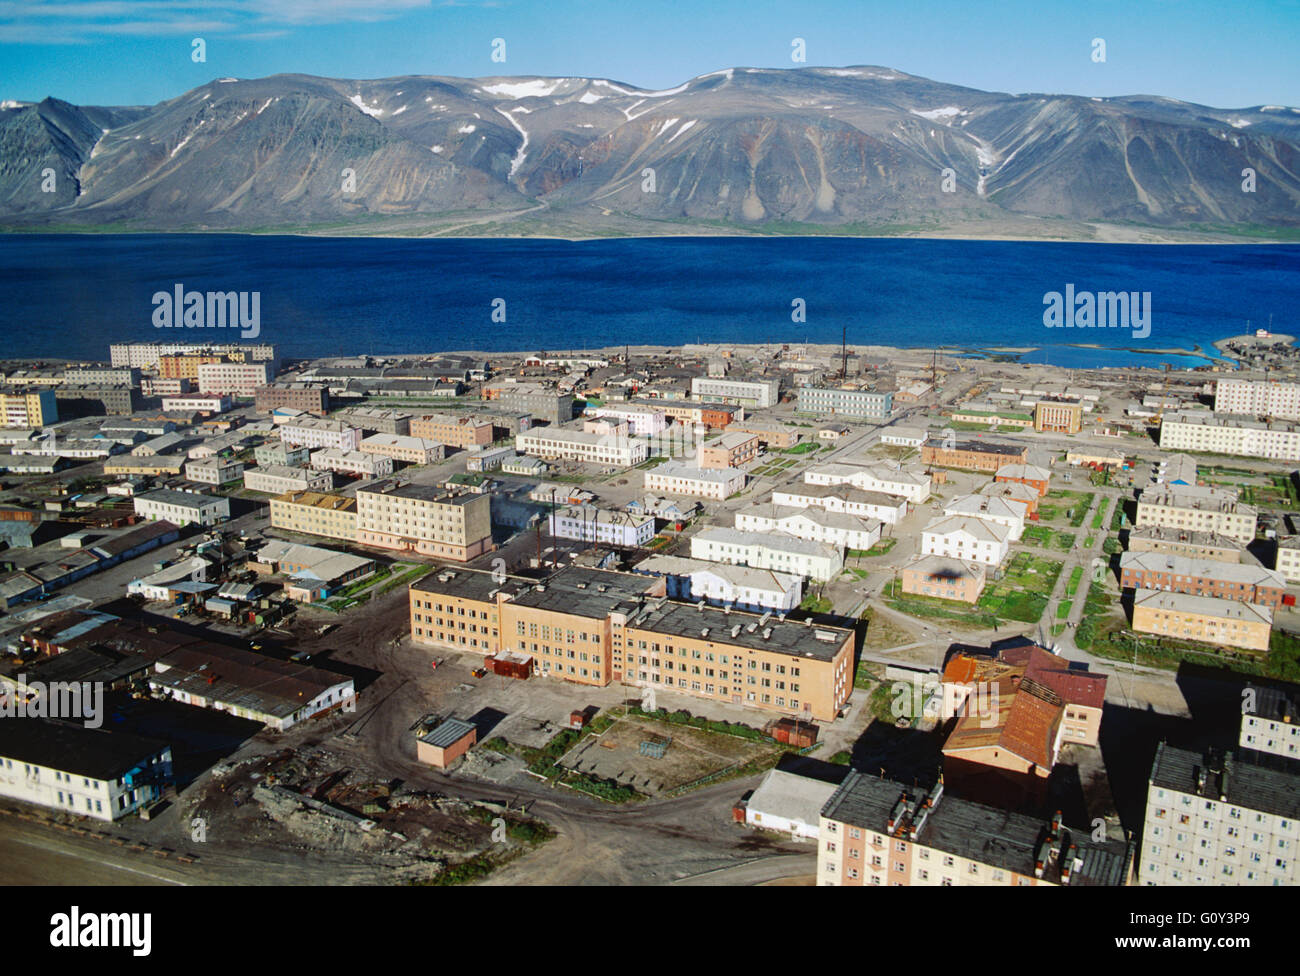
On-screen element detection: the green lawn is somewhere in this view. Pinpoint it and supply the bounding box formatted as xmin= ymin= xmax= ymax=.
xmin=1022 ymin=525 xmax=1075 ymax=551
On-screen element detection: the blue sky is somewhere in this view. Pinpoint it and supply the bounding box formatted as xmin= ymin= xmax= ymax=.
xmin=2 ymin=0 xmax=1298 ymax=109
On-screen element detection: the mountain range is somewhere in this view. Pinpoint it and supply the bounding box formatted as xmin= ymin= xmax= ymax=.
xmin=2 ymin=66 xmax=1299 ymax=240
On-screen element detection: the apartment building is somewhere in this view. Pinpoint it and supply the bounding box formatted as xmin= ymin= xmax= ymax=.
xmin=253 ymin=383 xmax=330 ymax=416
xmin=515 ymin=428 xmax=649 ymax=467
xmin=1140 ymin=743 xmax=1300 ymax=885
xmin=1277 ymin=538 xmax=1300 ymax=583
xmin=0 ymin=719 xmax=172 ymax=822
xmin=588 ymin=404 xmax=668 ymax=437
xmin=698 ymin=431 xmax=759 ymax=470
xmin=244 ymin=465 xmax=334 ymax=495
xmin=133 ymin=488 xmax=230 ymax=527
xmin=184 ymin=456 xmax=245 ymax=485
xmin=803 ymin=462 xmax=931 ymax=503
xmin=942 ymin=494 xmax=1026 ymax=541
xmin=880 ymin=426 xmax=926 ymax=447
xmin=643 ymin=461 xmax=745 ymax=500
xmin=901 ymin=555 xmax=987 ymax=603
xmin=979 ymin=479 xmax=1041 ymax=519
xmin=772 ymin=483 xmax=908 ymax=526
xmin=279 ymin=417 xmax=364 ymax=452
xmin=633 ymin=554 xmax=803 ymax=613
xmin=254 ymin=440 xmax=311 ymax=468
xmin=1135 ymin=485 xmax=1257 ymax=546
xmin=922 ymin=439 xmax=1027 ymax=473
xmin=1131 ymin=589 xmax=1272 ymax=652
xmin=690 ymin=527 xmax=844 ymax=581
xmin=1033 ymin=398 xmax=1084 ymax=434
xmin=269 ymin=490 xmax=359 ymax=542
xmin=1214 ymin=378 xmax=1300 ymax=420
xmin=483 ymin=384 xmax=574 ymax=424
xmin=0 ymin=389 xmax=57 ymax=428
xmin=1160 ymin=411 xmax=1300 ymax=462
xmin=690 ymin=376 xmax=780 ymax=408
xmin=355 ymin=483 xmax=492 ymax=560
xmin=726 ymin=420 xmax=801 ymax=449
xmin=141 ymin=377 xmax=192 ymax=397
xmin=796 ymin=387 xmax=893 ymax=420
xmin=734 ymin=503 xmax=883 ymax=552
xmin=409 ymin=412 xmax=496 ymax=448
xmin=308 ymin=448 xmax=393 ymax=478
xmin=196 ymin=361 xmax=273 ymax=395
xmin=103 ymin=457 xmax=186 ymax=477
xmin=1127 ymin=525 xmax=1245 ymax=564
xmin=358 ymin=433 xmax=446 ymax=466
xmin=111 ymin=341 xmax=276 ymax=370
xmin=1119 ymin=552 xmax=1286 ymax=608
xmin=920 ymin=515 xmax=1011 ymax=566
xmin=818 ymin=772 xmax=1132 ymax=886
xmin=54 ymin=384 xmax=140 ymax=418
xmin=548 ymin=505 xmax=657 ymax=547
xmin=636 ymin=399 xmax=742 ymax=429
xmin=1240 ymin=683 xmax=1300 ymax=761
xmin=63 ymin=366 xmax=140 ymax=387
xmin=159 ymin=353 xmax=222 ymax=379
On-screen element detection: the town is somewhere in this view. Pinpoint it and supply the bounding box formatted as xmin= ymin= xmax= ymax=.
xmin=1 ymin=331 xmax=1299 ymax=886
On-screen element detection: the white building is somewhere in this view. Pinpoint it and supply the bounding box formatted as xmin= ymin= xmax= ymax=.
xmin=804 ymin=461 xmax=931 ymax=503
xmin=690 ymin=376 xmax=781 ymax=408
xmin=1240 ymin=684 xmax=1300 ymax=761
xmin=1277 ymin=538 xmax=1300 ymax=583
xmin=744 ymin=769 xmax=839 ymax=841
xmin=0 ymin=719 xmax=172 ymax=822
xmin=880 ymin=426 xmax=926 ymax=448
xmin=548 ymin=505 xmax=657 ymax=547
xmin=634 ymin=554 xmax=803 ymax=612
xmin=735 ymin=503 xmax=882 ymax=552
xmin=133 ymin=488 xmax=230 ymax=526
xmin=942 ymin=493 xmax=1026 ymax=541
xmin=279 ymin=418 xmax=364 ymax=452
xmin=309 ymin=448 xmax=394 ymax=478
xmin=515 ymin=428 xmax=649 ymax=467
xmin=588 ymin=404 xmax=668 ymax=437
xmin=920 ymin=515 xmax=1011 ymax=566
xmin=1214 ymin=378 xmax=1300 ymax=420
xmin=196 ymin=362 xmax=272 ymax=396
xmin=161 ymin=394 xmax=232 ymax=414
xmin=1135 ymin=485 xmax=1257 ymax=546
xmin=644 ymin=460 xmax=745 ymax=500
xmin=184 ymin=456 xmax=245 ymax=485
xmin=127 ymin=556 xmax=213 ymax=601
xmin=244 ymin=465 xmax=333 ymax=494
xmin=690 ymin=527 xmax=844 ymax=581
xmin=772 ymin=484 xmax=908 ymax=525
xmin=1160 ymin=411 xmax=1300 ymax=463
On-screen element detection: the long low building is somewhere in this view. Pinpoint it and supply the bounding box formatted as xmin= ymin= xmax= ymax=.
xmin=516 ymin=427 xmax=649 ymax=467
xmin=921 ymin=439 xmax=1027 ymax=473
xmin=1135 ymin=485 xmax=1256 ymax=546
xmin=1131 ymin=588 xmax=1272 ymax=652
xmin=1119 ymin=552 xmax=1287 ymax=608
xmin=644 ymin=460 xmax=745 ymax=500
xmin=548 ymin=505 xmax=656 ymax=547
xmin=1126 ymin=525 xmax=1245 ymax=563
xmin=309 ymin=448 xmax=394 ymax=478
xmin=796 ymin=386 xmax=893 ymax=420
xmin=244 ymin=464 xmax=334 ymax=495
xmin=803 ymin=462 xmax=930 ymax=503
xmin=734 ymin=503 xmax=882 ymax=552
xmin=408 ymin=564 xmax=853 ymax=721
xmin=632 ymin=554 xmax=803 ymax=612
xmin=772 ymin=484 xmax=908 ymax=525
xmin=1160 ymin=411 xmax=1300 ymax=462
xmin=690 ymin=527 xmax=844 ymax=581
xmin=133 ymin=487 xmax=229 ymax=526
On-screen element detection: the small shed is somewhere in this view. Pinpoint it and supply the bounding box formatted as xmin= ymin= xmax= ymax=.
xmin=490 ymin=650 xmax=533 ymax=680
xmin=416 ymin=718 xmax=478 ymax=769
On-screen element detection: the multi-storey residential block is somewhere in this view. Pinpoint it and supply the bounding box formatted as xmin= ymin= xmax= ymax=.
xmin=803 ymin=462 xmax=931 ymax=503
xmin=1277 ymin=537 xmax=1300 ymax=583
xmin=1240 ymin=682 xmax=1300 ymax=761
xmin=269 ymin=490 xmax=358 ymax=542
xmin=54 ymin=384 xmax=140 ymax=417
xmin=253 ymin=383 xmax=330 ymax=416
xmin=196 ymin=361 xmax=272 ymax=395
xmin=141 ymin=377 xmax=192 ymax=398
xmin=0 ymin=719 xmax=172 ymax=822
xmin=333 ymin=407 xmax=411 ymax=435
xmin=161 ymin=394 xmax=232 ymax=414
xmin=901 ymin=555 xmax=987 ymax=603
xmin=184 ymin=456 xmax=245 ymax=485
xmin=279 ymin=417 xmax=364 ymax=452
xmin=111 ymin=342 xmax=276 ymax=370
xmin=548 ymin=505 xmax=656 ymax=547
xmin=920 ymin=515 xmax=1011 ymax=566
xmin=632 ymin=554 xmax=803 ymax=612
xmin=771 ymin=483 xmax=908 ymax=525
xmin=1135 ymin=485 xmax=1257 ymax=546
xmin=133 ymin=488 xmax=230 ymax=526
xmin=515 ymin=428 xmax=649 ymax=467
xmin=253 ymin=440 xmax=312 ymax=468
xmin=0 ymin=389 xmax=57 ymax=428
xmin=1119 ymin=552 xmax=1286 ymax=608
xmin=159 ymin=352 xmax=222 ymax=379
xmin=409 ymin=412 xmax=496 ymax=448
xmin=634 ymin=399 xmax=742 ymax=429
xmin=309 ymin=448 xmax=394 ymax=478
xmin=1160 ymin=411 xmax=1300 ymax=462
xmin=818 ymin=772 xmax=1132 ymax=886
xmin=243 ymin=465 xmax=334 ymax=494
xmin=355 ymin=483 xmax=492 ymax=560
xmin=1033 ymin=398 xmax=1084 ymax=433
xmin=1140 ymin=743 xmax=1300 ymax=885
xmin=734 ymin=503 xmax=882 ymax=552
xmin=1131 ymin=589 xmax=1272 ymax=651
xmin=725 ymin=420 xmax=802 ymax=449
xmin=796 ymin=386 xmax=893 ymax=420
xmin=588 ymin=404 xmax=668 ymax=437
xmin=690 ymin=376 xmax=780 ymax=408
xmin=643 ymin=461 xmax=744 ymax=500
xmin=921 ymin=439 xmax=1027 ymax=473
xmin=697 ymin=430 xmax=759 ymax=470
xmin=63 ymin=366 xmax=140 ymax=387
xmin=1127 ymin=525 xmax=1245 ymax=563
xmin=358 ymin=433 xmax=446 ymax=466
xmin=690 ymin=527 xmax=844 ymax=581
xmin=1214 ymin=378 xmax=1300 ymax=420
xmin=483 ymin=383 xmax=574 ymax=424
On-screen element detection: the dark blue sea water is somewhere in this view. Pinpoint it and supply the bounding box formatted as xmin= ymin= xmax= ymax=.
xmin=1 ymin=234 xmax=1296 ymax=367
